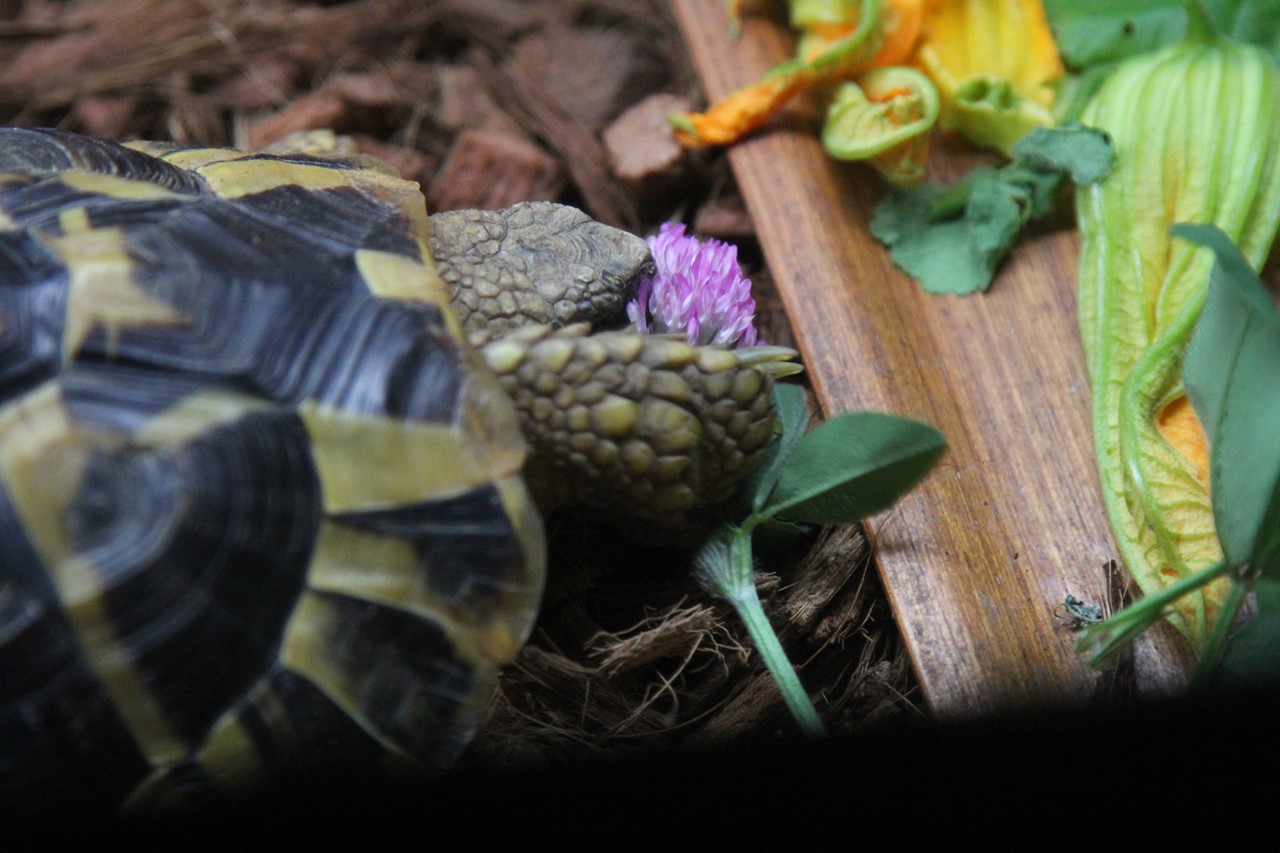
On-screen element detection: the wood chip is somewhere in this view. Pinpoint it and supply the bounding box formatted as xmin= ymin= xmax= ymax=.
xmin=165 ymin=91 xmax=228 ymax=146
xmin=683 ymin=672 xmax=793 ymax=745
xmin=483 ymin=44 xmax=638 ymax=228
xmin=208 ymin=58 xmax=297 ymax=110
xmin=508 ymin=24 xmax=662 ymax=132
xmin=781 ymin=524 xmax=868 ymax=637
xmin=692 ymin=191 xmax=757 ymax=244
xmin=434 ymin=62 xmax=521 ymax=137
xmin=68 ymin=94 xmax=140 ymax=140
xmin=247 ymin=91 xmax=347 ymax=149
xmin=352 ymin=134 xmax=434 ymax=184
xmin=429 ymin=0 xmax=541 ymax=51
xmin=324 ymin=70 xmax=401 ymax=107
xmin=0 ymin=0 xmax=419 ymax=114
xmin=589 ymin=601 xmax=741 ymax=674
xmin=603 ymin=92 xmax=700 ymax=214
xmin=427 ymin=126 xmax=565 ymax=212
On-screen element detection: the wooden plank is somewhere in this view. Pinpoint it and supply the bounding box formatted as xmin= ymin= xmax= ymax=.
xmin=670 ymin=0 xmax=1196 ymax=718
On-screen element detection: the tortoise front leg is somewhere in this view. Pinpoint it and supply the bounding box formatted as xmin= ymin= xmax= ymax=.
xmin=481 ymin=324 xmax=798 ymax=526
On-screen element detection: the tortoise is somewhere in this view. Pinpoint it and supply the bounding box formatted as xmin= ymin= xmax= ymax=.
xmin=0 ymin=127 xmax=792 ymax=816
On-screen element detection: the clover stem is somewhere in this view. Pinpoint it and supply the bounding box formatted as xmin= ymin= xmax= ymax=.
xmin=1192 ymin=575 xmax=1249 ymax=689
xmin=1077 ymin=558 xmax=1232 ymax=668
xmin=1184 ymin=0 xmax=1218 ymax=45
xmin=694 ymin=524 xmax=826 ymax=737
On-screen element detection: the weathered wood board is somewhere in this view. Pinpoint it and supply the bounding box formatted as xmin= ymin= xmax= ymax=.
xmin=671 ymin=0 xmax=1196 ymax=719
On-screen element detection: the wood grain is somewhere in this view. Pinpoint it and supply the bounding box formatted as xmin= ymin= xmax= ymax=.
xmin=670 ymin=0 xmax=1196 ymax=718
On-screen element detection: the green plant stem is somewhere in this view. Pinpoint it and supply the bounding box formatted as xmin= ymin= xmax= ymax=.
xmin=728 ymin=528 xmax=826 ymax=737
xmin=802 ymin=0 xmax=882 ymax=74
xmin=1077 ymin=558 xmax=1232 ymax=667
xmin=1184 ymin=0 xmax=1218 ymax=44
xmin=694 ymin=524 xmax=826 ymax=737
xmin=1192 ymin=575 xmax=1250 ymax=689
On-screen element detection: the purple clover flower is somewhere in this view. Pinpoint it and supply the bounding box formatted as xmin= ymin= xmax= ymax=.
xmin=627 ymin=221 xmax=759 ymax=348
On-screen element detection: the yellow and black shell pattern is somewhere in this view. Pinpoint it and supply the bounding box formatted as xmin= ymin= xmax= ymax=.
xmin=0 ymin=127 xmax=545 ymax=814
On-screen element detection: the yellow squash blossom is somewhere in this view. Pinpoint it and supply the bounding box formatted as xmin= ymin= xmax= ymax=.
xmin=915 ymin=0 xmax=1063 ymax=155
xmin=822 ymin=66 xmax=939 ymax=184
xmin=679 ymin=0 xmax=1062 ymax=179
xmin=673 ymin=0 xmax=921 ymax=147
xmin=1074 ymin=16 xmax=1280 ymax=652
xmin=795 ymin=0 xmax=923 ymax=72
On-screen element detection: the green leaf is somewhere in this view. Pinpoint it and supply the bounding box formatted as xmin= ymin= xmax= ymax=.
xmin=692 ymin=524 xmax=827 ymax=735
xmin=1176 ymin=223 xmax=1280 ymax=578
xmin=1045 ymin=1 xmax=1280 ymax=129
xmin=869 ymin=168 xmax=1025 ymax=296
xmin=761 ymin=411 xmax=946 ymax=525
xmin=867 ymin=179 xmax=956 ymax=245
xmin=739 ymin=382 xmax=810 ymax=513
xmin=870 ymin=125 xmax=1113 ymax=294
xmin=1010 ymin=123 xmax=1117 ymax=186
xmin=1076 ymin=558 xmax=1231 ymax=668
xmin=966 ymin=177 xmax=1036 ymax=252
xmin=1218 ymin=576 xmax=1280 ymax=688
xmin=1044 ymin=0 xmax=1280 ymax=70
xmin=1044 ymin=0 xmax=1186 ymax=68
xmin=871 ymin=212 xmax=1004 ymax=296
xmin=1212 ymin=0 xmax=1280 ymax=59
xmin=751 ymin=515 xmax=813 ymax=555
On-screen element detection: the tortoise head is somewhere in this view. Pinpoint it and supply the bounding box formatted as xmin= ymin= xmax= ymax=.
xmin=430 ymin=202 xmax=654 ymax=337
xmin=428 ymin=202 xmax=796 ymax=527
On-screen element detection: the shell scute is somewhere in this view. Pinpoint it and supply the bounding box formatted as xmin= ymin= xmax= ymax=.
xmin=0 ymin=128 xmax=543 ymax=815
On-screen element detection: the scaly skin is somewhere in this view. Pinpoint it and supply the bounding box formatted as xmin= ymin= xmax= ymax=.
xmin=430 ymin=202 xmax=654 ymax=335
xmin=482 ymin=324 xmax=792 ymax=525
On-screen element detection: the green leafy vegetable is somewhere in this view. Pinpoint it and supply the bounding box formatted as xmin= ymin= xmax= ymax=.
xmin=1045 ymin=0 xmax=1280 ymax=66
xmin=1213 ymin=0 xmax=1280 ymax=58
xmin=1010 ymin=123 xmax=1117 ymax=185
xmin=766 ymin=412 xmax=946 ymax=524
xmin=1045 ymin=0 xmax=1187 ymax=69
xmin=1218 ymin=577 xmax=1280 ymax=688
xmin=1044 ymin=0 xmax=1280 ymax=121
xmin=1078 ymin=225 xmax=1280 ymax=685
xmin=1179 ymin=223 xmax=1280 ymax=580
xmin=1074 ymin=12 xmax=1280 ymax=653
xmin=694 ymin=385 xmax=946 ymax=732
xmin=870 ymin=123 xmax=1113 ymax=295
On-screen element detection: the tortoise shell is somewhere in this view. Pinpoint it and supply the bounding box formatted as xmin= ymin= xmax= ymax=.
xmin=0 ymin=128 xmax=544 ymax=813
